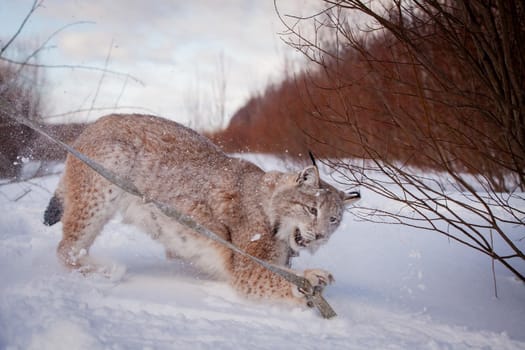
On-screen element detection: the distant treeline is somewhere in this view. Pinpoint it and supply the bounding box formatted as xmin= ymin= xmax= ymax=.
xmin=208 ymin=2 xmax=524 ymax=190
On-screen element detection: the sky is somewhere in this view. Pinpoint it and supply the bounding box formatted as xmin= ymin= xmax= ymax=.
xmin=0 ymin=0 xmax=322 ymax=130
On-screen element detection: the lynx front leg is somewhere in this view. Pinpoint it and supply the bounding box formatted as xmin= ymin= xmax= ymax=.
xmin=231 ymin=256 xmax=334 ymax=306
xmin=232 ymin=257 xmax=296 ymax=301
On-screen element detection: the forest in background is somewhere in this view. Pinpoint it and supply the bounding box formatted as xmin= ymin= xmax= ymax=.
xmin=3 ymin=1 xmax=522 ymax=190
xmin=208 ymin=1 xmax=524 ymax=192
xmin=208 ymin=0 xmax=525 ymax=281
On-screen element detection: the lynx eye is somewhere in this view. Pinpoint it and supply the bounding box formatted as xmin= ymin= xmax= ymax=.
xmin=329 ymin=216 xmax=338 ymax=224
xmin=308 ymin=206 xmax=317 ymax=216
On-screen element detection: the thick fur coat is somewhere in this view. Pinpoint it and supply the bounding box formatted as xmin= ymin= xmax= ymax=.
xmin=44 ymin=114 xmax=359 ymax=305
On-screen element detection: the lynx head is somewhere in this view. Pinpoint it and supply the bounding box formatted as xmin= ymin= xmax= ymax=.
xmin=270 ymin=166 xmax=360 ymax=254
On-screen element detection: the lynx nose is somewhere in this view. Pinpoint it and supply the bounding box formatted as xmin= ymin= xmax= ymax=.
xmin=315 ymin=233 xmax=324 ymax=240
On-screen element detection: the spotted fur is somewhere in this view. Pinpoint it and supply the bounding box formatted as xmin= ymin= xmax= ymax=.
xmin=45 ymin=114 xmax=359 ymax=305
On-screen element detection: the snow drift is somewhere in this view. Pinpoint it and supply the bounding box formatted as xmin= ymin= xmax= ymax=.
xmin=1 ymin=156 xmax=524 ymax=349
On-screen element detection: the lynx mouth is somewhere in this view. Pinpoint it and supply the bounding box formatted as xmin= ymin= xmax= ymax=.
xmin=294 ymin=228 xmax=310 ymax=247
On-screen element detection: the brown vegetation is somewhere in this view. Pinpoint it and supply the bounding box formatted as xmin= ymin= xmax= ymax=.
xmin=209 ymin=0 xmax=525 ymax=283
xmin=210 ymin=1 xmax=524 ymax=192
xmin=0 ymin=61 xmax=86 ymax=179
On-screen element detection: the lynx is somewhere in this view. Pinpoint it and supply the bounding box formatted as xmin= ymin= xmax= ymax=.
xmin=44 ymin=114 xmax=359 ymax=306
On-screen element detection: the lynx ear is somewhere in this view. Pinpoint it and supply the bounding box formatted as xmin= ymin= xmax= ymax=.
xmin=344 ymin=191 xmax=361 ymax=206
xmin=296 ymin=166 xmax=320 ymax=187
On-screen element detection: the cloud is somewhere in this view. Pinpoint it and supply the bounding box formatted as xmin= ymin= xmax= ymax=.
xmin=3 ymin=0 xmax=324 ymax=126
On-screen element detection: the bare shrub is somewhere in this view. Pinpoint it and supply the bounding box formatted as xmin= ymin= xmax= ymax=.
xmin=274 ymin=0 xmax=524 ymax=283
xmin=211 ymin=0 xmax=524 ymax=283
xmin=0 ymin=60 xmax=41 ymax=179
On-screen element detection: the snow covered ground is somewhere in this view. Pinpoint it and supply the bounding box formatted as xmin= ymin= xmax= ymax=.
xmin=1 ymin=155 xmax=524 ymax=350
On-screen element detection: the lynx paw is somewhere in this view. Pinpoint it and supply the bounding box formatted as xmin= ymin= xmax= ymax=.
xmin=294 ymin=269 xmax=334 ymax=306
xmin=304 ymin=269 xmax=335 ymax=289
xmin=74 ymin=257 xmax=126 ymax=282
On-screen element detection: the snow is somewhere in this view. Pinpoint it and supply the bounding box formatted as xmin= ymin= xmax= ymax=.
xmin=1 ymin=155 xmax=525 ymax=350
xmin=250 ymin=233 xmax=262 ymax=242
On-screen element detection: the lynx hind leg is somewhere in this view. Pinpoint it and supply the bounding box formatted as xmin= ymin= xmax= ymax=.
xmin=57 ymin=167 xmax=123 ymax=273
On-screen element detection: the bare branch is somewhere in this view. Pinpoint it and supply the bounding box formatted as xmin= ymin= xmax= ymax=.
xmin=273 ymin=0 xmax=525 ymax=284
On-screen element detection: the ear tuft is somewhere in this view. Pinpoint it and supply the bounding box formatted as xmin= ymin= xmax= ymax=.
xmin=296 ymin=166 xmax=320 ymax=187
xmin=344 ymin=191 xmax=361 ymax=206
